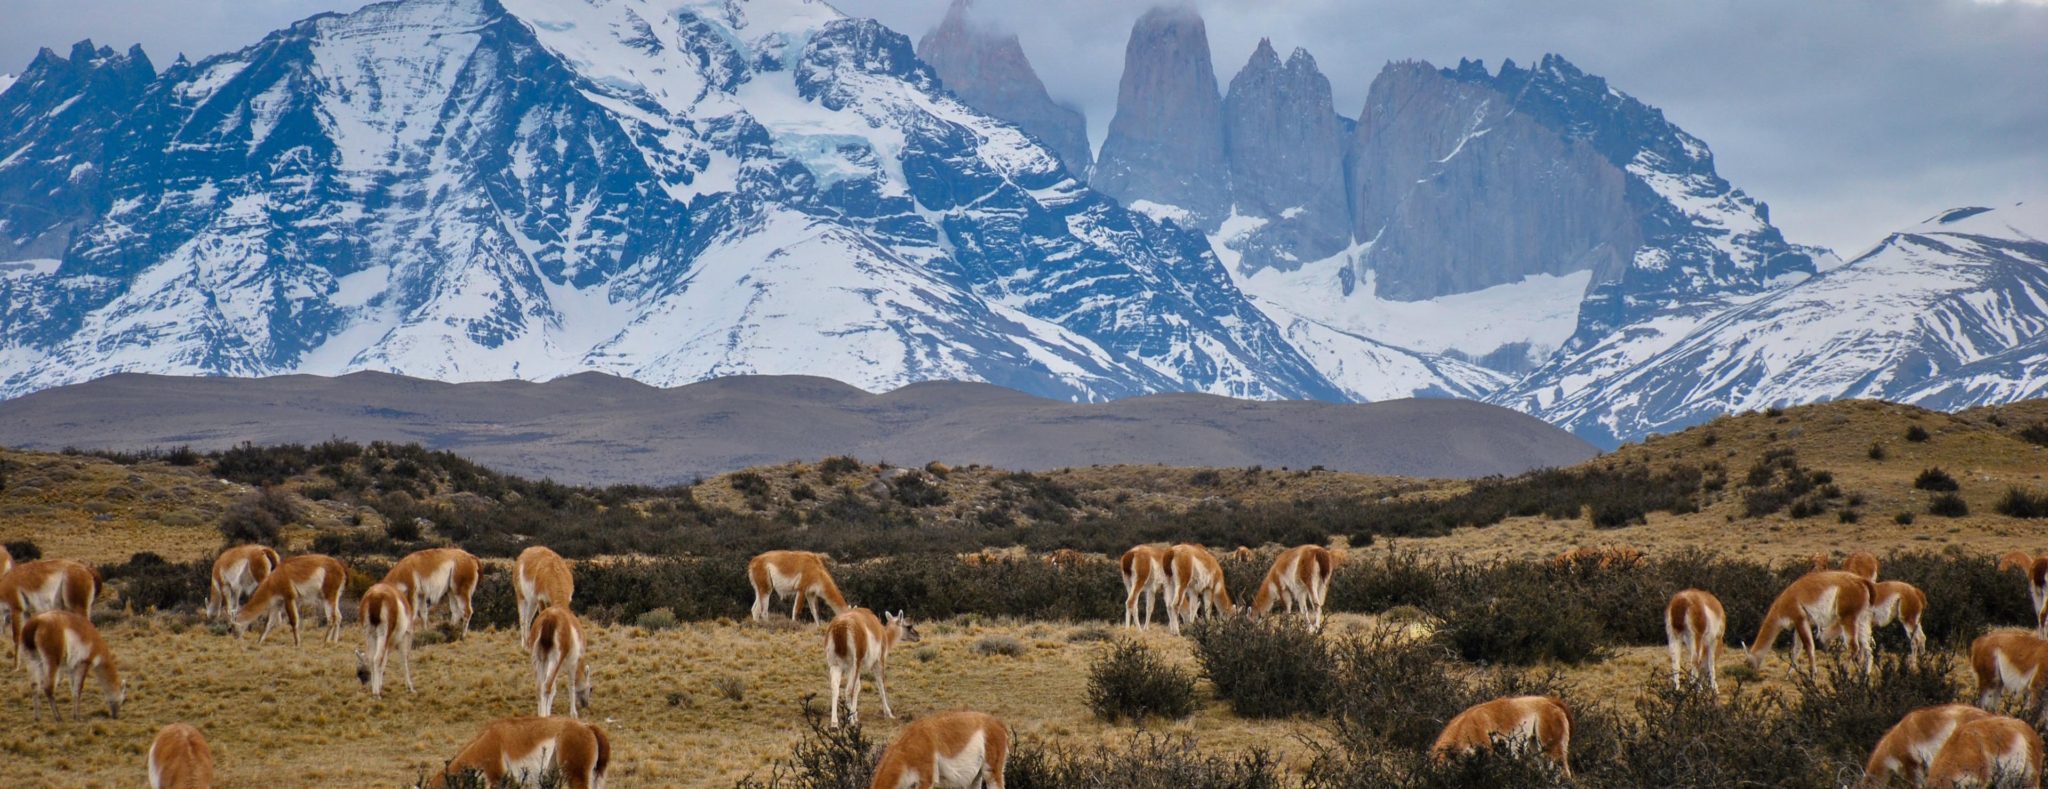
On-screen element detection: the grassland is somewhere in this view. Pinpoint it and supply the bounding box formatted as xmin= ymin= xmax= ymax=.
xmin=3 ymin=397 xmax=2048 ymax=784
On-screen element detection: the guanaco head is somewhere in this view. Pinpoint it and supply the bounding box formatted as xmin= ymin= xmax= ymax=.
xmin=575 ymin=663 xmax=595 ymax=712
xmin=354 ymin=649 xmax=371 ymax=686
xmin=1741 ymin=640 xmax=1765 ymax=671
xmin=106 ymin=671 xmax=126 ymax=719
xmin=886 ymin=610 xmax=921 ymax=644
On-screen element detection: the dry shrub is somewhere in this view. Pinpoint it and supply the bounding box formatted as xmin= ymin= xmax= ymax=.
xmin=1187 ymin=615 xmax=1333 ymax=718
xmin=1085 ymin=639 xmax=1196 ymax=722
xmin=1009 ymin=734 xmax=1284 ymax=789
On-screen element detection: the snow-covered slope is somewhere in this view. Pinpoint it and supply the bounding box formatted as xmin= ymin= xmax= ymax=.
xmin=0 ymin=0 xmax=1342 ymax=402
xmin=1493 ymin=201 xmax=2048 ymax=443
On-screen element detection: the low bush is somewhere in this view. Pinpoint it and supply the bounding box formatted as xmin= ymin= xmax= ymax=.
xmin=1905 ymin=425 xmax=1931 ymax=442
xmin=1009 ymin=734 xmax=1284 ymax=789
xmin=973 ymin=634 xmax=1026 ymax=657
xmin=1996 ymin=487 xmax=2048 ymax=518
xmin=635 ymin=607 xmax=678 ymax=631
xmin=1085 ymin=640 xmax=1197 ymax=722
xmin=1323 ymin=627 xmax=1478 ymax=751
xmin=737 ymin=701 xmax=877 ymax=788
xmin=102 ymin=552 xmax=208 ymax=613
xmin=2020 ymin=423 xmax=2048 ymax=447
xmin=1929 ymin=493 xmax=1969 ymax=517
xmin=217 ymin=487 xmax=298 ymax=546
xmin=1187 ymin=616 xmax=1333 ymax=717
xmin=1784 ymin=651 xmax=1960 ymax=765
xmin=1428 ymin=564 xmax=1608 ymax=665
xmin=1913 ymin=467 xmax=1960 ymax=492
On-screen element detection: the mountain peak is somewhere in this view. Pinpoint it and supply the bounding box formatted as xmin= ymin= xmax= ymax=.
xmin=916 ymin=0 xmax=1093 ymax=175
xmin=1093 ymin=3 xmax=1231 ymax=226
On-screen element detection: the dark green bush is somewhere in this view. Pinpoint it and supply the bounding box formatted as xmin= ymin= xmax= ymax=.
xmin=737 ymin=700 xmax=876 ymax=788
xmin=2019 ymin=423 xmax=2048 ymax=447
xmin=1905 ymin=425 xmax=1931 ymax=442
xmin=1601 ymin=681 xmax=1822 ymax=787
xmin=4 ymin=540 xmax=41 ymax=562
xmin=1913 ymin=467 xmax=1959 ymax=492
xmin=217 ymin=488 xmax=295 ymax=546
xmin=102 ymin=553 xmax=208 ymax=613
xmin=1187 ymin=616 xmax=1333 ymax=718
xmin=1929 ymin=492 xmax=1969 ymax=517
xmin=1085 ymin=640 xmax=1197 ymax=722
xmin=1322 ymin=627 xmax=1477 ymax=751
xmin=1995 ymin=487 xmax=2048 ymax=518
xmin=1784 ymin=651 xmax=1960 ymax=766
xmin=1429 ymin=565 xmax=1609 ymax=665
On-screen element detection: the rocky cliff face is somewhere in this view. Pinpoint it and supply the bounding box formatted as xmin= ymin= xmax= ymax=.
xmin=915 ymin=0 xmax=1092 ymax=178
xmin=1348 ymin=60 xmax=1636 ymax=301
xmin=1220 ymin=40 xmax=1349 ymax=273
xmin=0 ymin=41 xmax=153 ymax=261
xmin=1091 ymin=6 xmax=1230 ymax=227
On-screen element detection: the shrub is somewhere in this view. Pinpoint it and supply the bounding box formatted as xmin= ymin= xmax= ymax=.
xmin=1868 ymin=442 xmax=1886 ymax=460
xmin=217 ymin=488 xmax=297 ymax=546
xmin=1895 ymin=512 xmax=1916 ymax=525
xmin=1429 ymin=566 xmax=1609 ymax=665
xmin=1905 ymin=425 xmax=1931 ymax=442
xmin=102 ymin=553 xmax=208 ymax=613
xmin=738 ymin=701 xmax=877 ymax=788
xmin=1085 ymin=640 xmax=1197 ymax=722
xmin=1928 ymin=493 xmax=1969 ymax=518
xmin=1009 ymin=734 xmax=1283 ymax=788
xmin=4 ymin=540 xmax=41 ymax=562
xmin=714 ymin=675 xmax=746 ymax=703
xmin=816 ymin=455 xmax=865 ymax=483
xmin=1913 ymin=467 xmax=1960 ymax=492
xmin=1323 ymin=626 xmax=1478 ymax=750
xmin=635 ymin=607 xmax=678 ymax=631
xmin=1187 ymin=616 xmax=1334 ymax=718
xmin=1996 ymin=487 xmax=2048 ymax=518
xmin=2020 ymin=423 xmax=2048 ymax=447
xmin=972 ymin=635 xmax=1026 ymax=657
xmin=1784 ymin=651 xmax=1960 ymax=764
xmin=1601 ymin=681 xmax=1821 ymax=787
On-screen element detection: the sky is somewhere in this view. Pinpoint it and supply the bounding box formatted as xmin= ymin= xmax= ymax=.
xmin=2 ymin=0 xmax=2042 ymax=254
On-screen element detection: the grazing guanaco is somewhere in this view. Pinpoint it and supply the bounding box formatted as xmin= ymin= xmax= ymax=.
xmin=2 ymin=558 xmax=101 ymax=666
xmin=19 ymin=609 xmax=123 ymax=721
xmin=425 ymin=716 xmax=610 ymax=789
xmin=207 ymin=544 xmax=279 ymax=622
xmin=1869 ymin=580 xmax=1930 ymax=659
xmin=1924 ymin=715 xmax=2043 ymax=788
xmin=872 ymin=710 xmax=1010 ymax=789
xmin=825 ymin=608 xmax=920 ymax=727
xmin=1844 ymin=552 xmax=1881 ymax=583
xmin=232 ymin=554 xmax=347 ymax=646
xmin=2000 ymin=552 xmax=2048 ymax=635
xmin=748 ymin=550 xmax=849 ymax=624
xmin=1744 ymin=570 xmax=1876 ymax=674
xmin=0 ymin=543 xmax=10 ymax=577
xmin=1045 ymin=548 xmax=1086 ymax=570
xmin=355 ymin=582 xmax=414 ymax=698
xmin=1118 ymin=545 xmax=1169 ymax=630
xmin=528 ymin=605 xmax=592 ymax=718
xmin=1863 ymin=704 xmax=1993 ymax=788
xmin=1970 ymin=630 xmax=2048 ymax=713
xmin=1248 ymin=545 xmax=1337 ymax=629
xmin=1666 ymin=588 xmax=1727 ymax=691
xmin=515 ymin=546 xmax=574 ymax=643
xmin=1229 ymin=546 xmax=1256 ymax=563
xmin=148 ymin=723 xmax=215 ymax=789
xmin=1431 ymin=695 xmax=1573 ymax=777
xmin=383 ymin=547 xmax=480 ymax=635
xmin=1165 ymin=544 xmax=1231 ymax=635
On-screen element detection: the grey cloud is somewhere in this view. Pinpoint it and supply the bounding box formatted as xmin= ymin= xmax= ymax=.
xmin=3 ymin=0 xmax=2040 ymax=252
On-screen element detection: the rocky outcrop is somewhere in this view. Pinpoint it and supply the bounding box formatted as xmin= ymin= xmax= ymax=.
xmin=1091 ymin=6 xmax=1230 ymax=227
xmin=916 ymin=0 xmax=1092 ymax=178
xmin=1220 ymin=40 xmax=1349 ymax=272
xmin=1347 ymin=60 xmax=1636 ymax=301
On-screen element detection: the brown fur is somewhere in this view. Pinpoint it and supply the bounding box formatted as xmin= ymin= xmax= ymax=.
xmin=1863 ymin=704 xmax=1993 ymax=788
xmin=749 ymin=551 xmax=848 ymax=623
xmin=825 ymin=607 xmax=919 ymax=726
xmin=232 ymin=554 xmax=348 ymax=646
xmin=1666 ymin=589 xmax=1727 ymax=691
xmin=0 ymin=543 xmax=11 ymax=577
xmin=1925 ymin=716 xmax=2043 ymax=788
xmin=1971 ymin=630 xmax=2048 ymax=712
xmin=1119 ymin=545 xmax=1169 ymax=630
xmin=1164 ymin=544 xmax=1232 ymax=634
xmin=20 ymin=609 xmax=123 ymax=722
xmin=1431 ymin=695 xmax=1573 ymax=777
xmin=426 ymin=716 xmax=610 ymax=789
xmin=1552 ymin=545 xmax=1645 ymax=572
xmin=527 ymin=605 xmax=592 ymax=718
xmin=382 ymin=548 xmax=481 ymax=634
xmin=515 ymin=546 xmax=574 ymax=643
xmin=2 ymin=558 xmax=100 ymax=667
xmin=355 ymin=582 xmax=413 ymax=697
xmin=1745 ymin=570 xmax=1877 ymax=674
xmin=2000 ymin=552 xmax=2048 ymax=635
xmin=207 ymin=545 xmax=280 ymax=621
xmin=871 ymin=710 xmax=1010 ymax=789
xmin=1843 ymin=552 xmax=1881 ymax=582
xmin=149 ymin=723 xmax=215 ymax=789
xmin=1871 ymin=580 xmax=1930 ymax=658
xmin=1044 ymin=549 xmax=1087 ymax=570
xmin=1249 ymin=545 xmax=1337 ymax=628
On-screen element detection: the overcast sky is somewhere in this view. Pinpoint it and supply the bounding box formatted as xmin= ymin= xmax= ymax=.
xmin=3 ymin=0 xmax=2042 ymax=254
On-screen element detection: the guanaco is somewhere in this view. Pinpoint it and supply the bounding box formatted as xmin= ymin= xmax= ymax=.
xmin=1924 ymin=715 xmax=2043 ymax=788
xmin=1 ymin=558 xmax=100 ymax=666
xmin=872 ymin=710 xmax=1010 ymax=789
xmin=1863 ymin=704 xmax=1992 ymax=788
xmin=207 ymin=544 xmax=280 ymax=622
xmin=1744 ymin=570 xmax=1876 ymax=674
xmin=1666 ymin=588 xmax=1726 ymax=691
xmin=1431 ymin=696 xmax=1573 ymax=777
xmin=1119 ymin=545 xmax=1169 ymax=630
xmin=528 ymin=605 xmax=593 ymax=718
xmin=19 ymin=609 xmax=124 ymax=721
xmin=232 ymin=553 xmax=347 ymax=646
xmin=515 ymin=546 xmax=573 ymax=643
xmin=424 ymin=716 xmax=610 ymax=789
xmin=1970 ymin=629 xmax=2048 ymax=713
xmin=1248 ymin=545 xmax=1336 ymax=629
xmin=148 ymin=723 xmax=215 ymax=789
xmin=749 ymin=550 xmax=848 ymax=623
xmin=2000 ymin=552 xmax=2048 ymax=635
xmin=826 ymin=608 xmax=919 ymax=726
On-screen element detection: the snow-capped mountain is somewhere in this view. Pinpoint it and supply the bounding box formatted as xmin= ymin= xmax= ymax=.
xmin=0 ymin=0 xmax=1346 ymax=403
xmin=1492 ymin=201 xmax=2048 ymax=443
